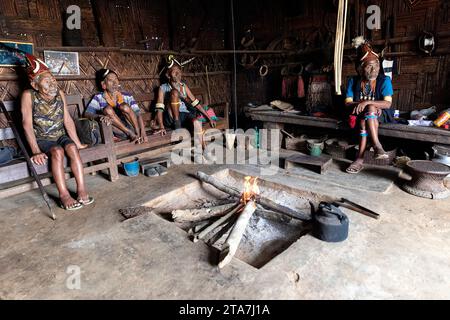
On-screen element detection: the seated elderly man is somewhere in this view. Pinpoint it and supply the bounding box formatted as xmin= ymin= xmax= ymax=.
xmin=21 ymin=54 xmax=93 ymax=210
xmin=344 ymin=41 xmax=394 ymax=174
xmin=85 ymin=69 xmax=147 ymax=143
xmin=154 ymin=57 xmax=217 ymax=136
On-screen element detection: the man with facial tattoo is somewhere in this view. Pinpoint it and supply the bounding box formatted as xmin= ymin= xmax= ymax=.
xmin=21 ymin=54 xmax=93 ymax=210
xmin=85 ymin=69 xmax=147 ymax=143
xmin=344 ymin=41 xmax=394 ymax=174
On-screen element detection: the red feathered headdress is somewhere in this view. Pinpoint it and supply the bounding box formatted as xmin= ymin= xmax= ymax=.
xmin=352 ymin=37 xmax=379 ymax=65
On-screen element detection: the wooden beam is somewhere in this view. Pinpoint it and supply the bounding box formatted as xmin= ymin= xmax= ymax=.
xmin=0 ymin=72 xmax=230 ymax=81
xmin=91 ymin=0 xmax=116 ymax=47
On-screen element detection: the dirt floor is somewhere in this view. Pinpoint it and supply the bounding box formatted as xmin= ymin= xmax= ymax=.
xmin=1 ymin=162 xmax=449 ymax=299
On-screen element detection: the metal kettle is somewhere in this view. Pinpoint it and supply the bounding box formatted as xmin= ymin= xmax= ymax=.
xmin=312 ymin=202 xmax=349 ymax=243
xmin=432 ymin=145 xmax=450 ymax=167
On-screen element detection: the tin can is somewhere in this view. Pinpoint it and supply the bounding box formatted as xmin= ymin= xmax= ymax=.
xmin=394 ymin=110 xmax=400 ymax=119
xmin=434 ymin=110 xmax=450 ymax=128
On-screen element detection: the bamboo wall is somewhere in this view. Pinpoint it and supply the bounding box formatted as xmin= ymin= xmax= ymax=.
xmin=0 ymin=0 xmax=231 ymax=107
xmin=235 ymin=0 xmax=450 ymax=112
xmin=1 ymin=0 xmax=449 ymax=123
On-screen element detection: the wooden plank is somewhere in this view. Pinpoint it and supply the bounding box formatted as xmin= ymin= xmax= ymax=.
xmin=249 ymin=110 xmax=340 ymax=129
xmin=0 ymin=127 xmax=14 ymax=140
xmin=401 ymin=57 xmax=438 ymax=74
xmin=114 ymin=132 xmax=176 ymax=155
xmin=248 ymin=111 xmax=450 ymax=145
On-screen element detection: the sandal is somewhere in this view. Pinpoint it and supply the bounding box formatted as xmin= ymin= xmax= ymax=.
xmin=346 ymin=161 xmax=364 ymax=174
xmin=77 ymin=196 xmax=95 ymax=206
xmin=144 ymin=167 xmax=159 ymax=177
xmin=61 ymin=201 xmax=84 ymax=211
xmin=154 ymin=164 xmax=168 ymax=176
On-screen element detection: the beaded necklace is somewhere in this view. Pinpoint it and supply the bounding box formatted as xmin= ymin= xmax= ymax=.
xmin=360 ymin=79 xmax=376 ymax=101
xmin=104 ymin=91 xmax=124 ymax=107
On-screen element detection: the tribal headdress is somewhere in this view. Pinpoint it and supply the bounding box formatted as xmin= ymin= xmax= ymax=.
xmin=96 ymin=68 xmax=117 ymax=82
xmin=166 ymin=55 xmax=182 ymax=69
xmin=352 ymin=36 xmax=379 ymax=65
xmin=24 ymin=53 xmax=51 ymax=82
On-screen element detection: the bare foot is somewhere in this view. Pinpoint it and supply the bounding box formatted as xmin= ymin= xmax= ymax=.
xmin=77 ymin=192 xmax=94 ymax=205
xmin=60 ymin=194 xmax=82 ymax=210
xmin=127 ymin=130 xmax=140 ymax=143
xmin=77 ymin=190 xmax=89 ymax=202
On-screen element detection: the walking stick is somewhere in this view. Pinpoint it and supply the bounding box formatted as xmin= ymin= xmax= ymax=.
xmin=0 ymin=101 xmax=56 ymax=220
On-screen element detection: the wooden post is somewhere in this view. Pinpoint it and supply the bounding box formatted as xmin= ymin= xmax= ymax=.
xmin=101 ymin=122 xmax=119 ymax=182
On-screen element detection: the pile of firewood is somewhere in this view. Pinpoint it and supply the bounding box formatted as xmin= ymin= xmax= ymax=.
xmin=170 ymin=171 xmax=311 ymax=268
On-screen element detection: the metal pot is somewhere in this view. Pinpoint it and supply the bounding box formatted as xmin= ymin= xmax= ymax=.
xmin=432 ymin=146 xmax=450 ymax=167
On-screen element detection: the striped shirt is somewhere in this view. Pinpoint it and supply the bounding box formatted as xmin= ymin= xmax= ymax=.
xmin=86 ymin=92 xmax=141 ymax=115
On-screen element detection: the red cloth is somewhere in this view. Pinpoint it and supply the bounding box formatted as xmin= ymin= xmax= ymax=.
xmin=282 ymin=75 xmax=305 ymax=99
xmin=297 ymin=75 xmax=305 ymax=98
xmin=348 ymin=115 xmax=357 ymax=128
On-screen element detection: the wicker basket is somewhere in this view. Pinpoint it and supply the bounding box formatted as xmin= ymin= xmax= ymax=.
xmin=324 ymin=138 xmax=354 ymax=159
xmin=350 ymin=146 xmax=397 ymax=166
xmin=285 ymin=134 xmax=327 ymax=152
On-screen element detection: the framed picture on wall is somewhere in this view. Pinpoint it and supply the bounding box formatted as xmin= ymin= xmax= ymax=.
xmin=43 ymin=50 xmax=80 ymax=76
xmin=0 ymin=40 xmax=34 ymax=67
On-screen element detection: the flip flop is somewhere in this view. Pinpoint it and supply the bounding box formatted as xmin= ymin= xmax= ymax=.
xmin=154 ymin=164 xmax=168 ymax=176
xmin=77 ymin=196 xmax=95 ymax=206
xmin=346 ymin=162 xmax=364 ymax=174
xmin=144 ymin=167 xmax=159 ymax=177
xmin=61 ymin=201 xmax=84 ymax=211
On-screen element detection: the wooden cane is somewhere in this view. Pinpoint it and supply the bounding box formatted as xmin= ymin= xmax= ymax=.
xmin=0 ymin=101 xmax=56 ymax=220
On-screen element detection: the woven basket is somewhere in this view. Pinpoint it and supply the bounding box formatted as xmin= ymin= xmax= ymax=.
xmin=324 ymin=138 xmax=354 ymax=159
xmin=350 ymin=146 xmax=397 ymax=166
xmin=285 ymin=134 xmax=327 ymax=152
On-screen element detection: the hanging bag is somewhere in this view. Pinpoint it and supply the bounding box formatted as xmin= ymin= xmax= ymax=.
xmin=75 ymin=118 xmax=101 ymax=146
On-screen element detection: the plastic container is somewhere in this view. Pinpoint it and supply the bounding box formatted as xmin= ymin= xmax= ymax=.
xmin=434 ymin=110 xmax=450 ymax=128
xmin=123 ymin=159 xmax=140 ymax=177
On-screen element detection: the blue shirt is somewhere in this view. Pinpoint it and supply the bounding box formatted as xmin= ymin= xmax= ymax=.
xmin=345 ymin=75 xmax=394 ymax=122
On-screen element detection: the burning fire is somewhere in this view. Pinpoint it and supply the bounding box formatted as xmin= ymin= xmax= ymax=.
xmin=241 ymin=176 xmax=260 ymax=204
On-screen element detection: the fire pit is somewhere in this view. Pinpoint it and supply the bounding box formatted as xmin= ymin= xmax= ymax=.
xmin=401 ymin=160 xmax=450 ymax=200
xmin=139 ymin=169 xmax=331 ymax=269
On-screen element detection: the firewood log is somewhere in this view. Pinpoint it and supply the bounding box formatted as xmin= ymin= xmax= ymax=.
xmin=172 ymin=203 xmax=236 ymax=223
xmin=196 ymin=171 xmax=311 ymax=220
xmin=193 ymin=203 xmax=243 ymax=243
xmin=218 ymin=200 xmax=257 ymax=268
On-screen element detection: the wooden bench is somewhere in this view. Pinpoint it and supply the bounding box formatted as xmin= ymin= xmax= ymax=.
xmin=128 ymin=87 xmax=229 ymax=130
xmin=0 ymin=96 xmax=120 ymax=198
xmin=0 ymin=95 xmax=176 ymax=198
xmin=0 ymin=88 xmax=229 ymax=198
xmin=247 ymin=109 xmax=450 ymax=145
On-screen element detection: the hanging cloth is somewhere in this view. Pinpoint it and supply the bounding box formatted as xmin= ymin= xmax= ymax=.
xmin=297 ymin=75 xmax=305 ymax=98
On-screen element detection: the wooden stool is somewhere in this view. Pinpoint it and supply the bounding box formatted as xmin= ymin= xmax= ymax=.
xmin=284 ymin=153 xmax=332 ymax=174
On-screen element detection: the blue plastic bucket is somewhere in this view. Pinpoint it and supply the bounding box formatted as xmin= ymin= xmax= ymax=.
xmin=123 ymin=159 xmax=140 ymax=177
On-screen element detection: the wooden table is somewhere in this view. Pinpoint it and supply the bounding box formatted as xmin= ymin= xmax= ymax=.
xmin=247 ymin=109 xmax=450 ymax=145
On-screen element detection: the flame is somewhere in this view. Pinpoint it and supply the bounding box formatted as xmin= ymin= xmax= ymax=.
xmin=241 ymin=176 xmax=260 ymax=204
